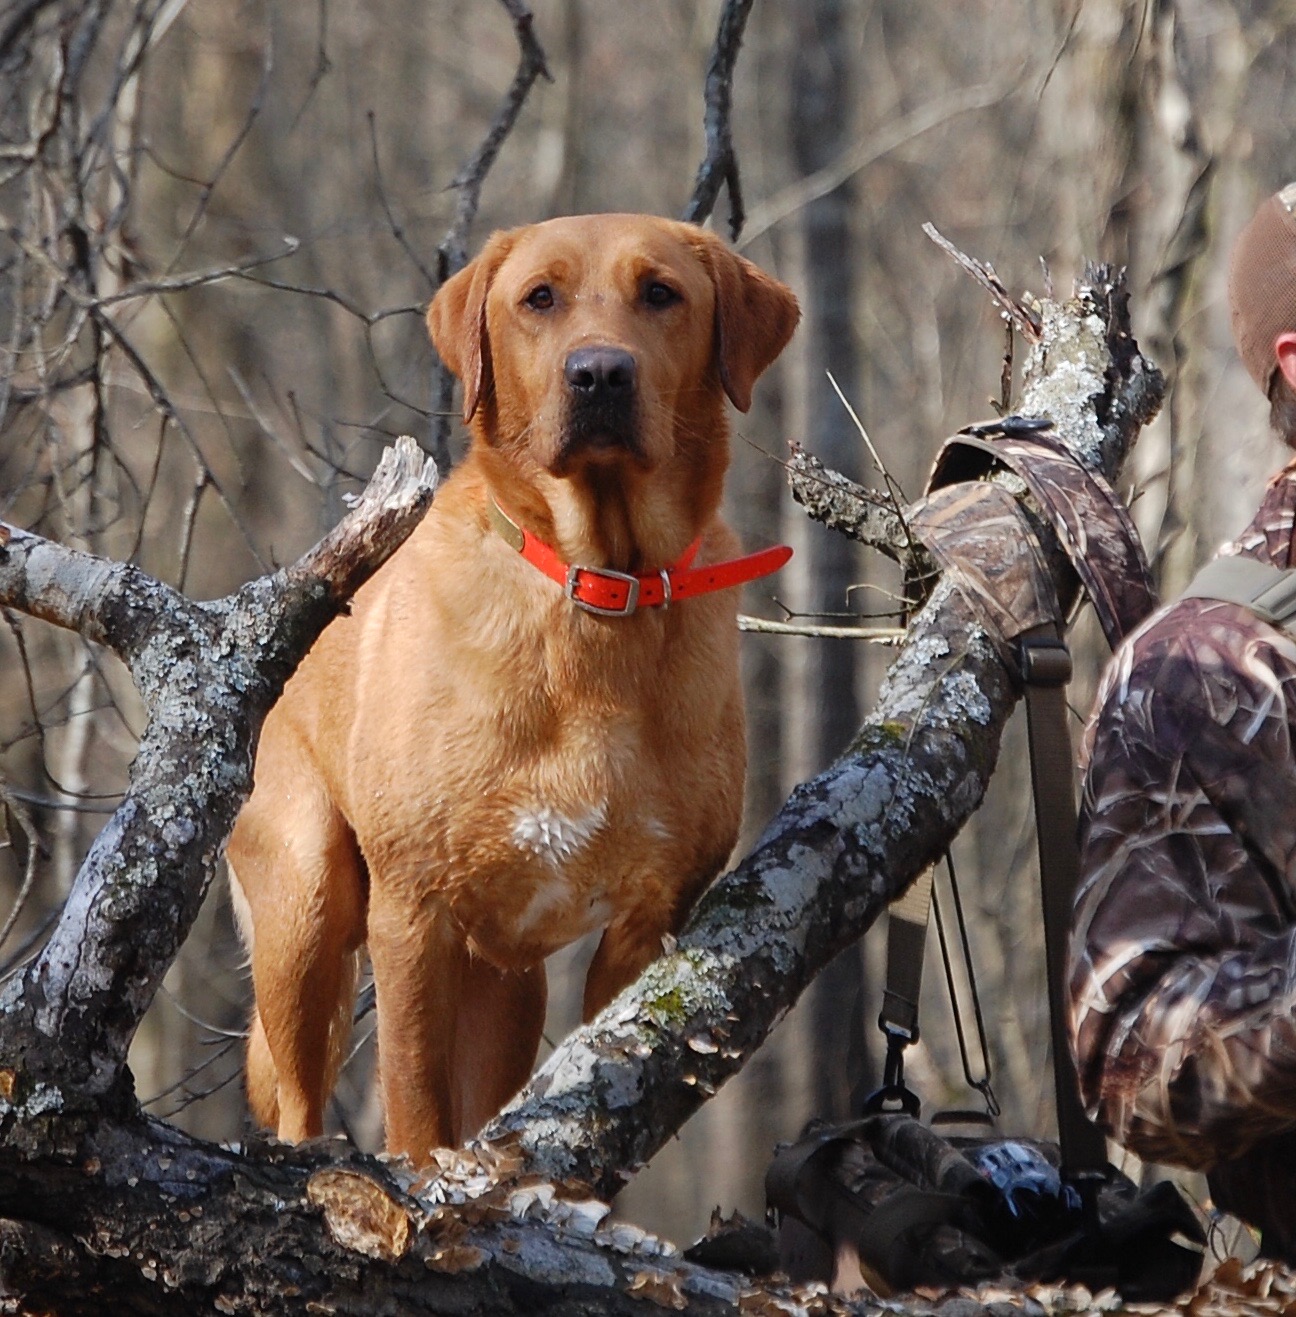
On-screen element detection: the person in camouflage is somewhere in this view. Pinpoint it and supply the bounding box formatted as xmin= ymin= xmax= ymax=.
xmin=1070 ymin=184 xmax=1296 ymax=1261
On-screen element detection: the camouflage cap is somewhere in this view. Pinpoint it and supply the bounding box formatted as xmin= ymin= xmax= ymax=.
xmin=1229 ymin=183 xmax=1296 ymax=392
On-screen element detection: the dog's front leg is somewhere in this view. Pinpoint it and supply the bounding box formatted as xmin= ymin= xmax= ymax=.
xmin=367 ymin=890 xmax=462 ymax=1163
xmin=367 ymin=889 xmax=549 ymax=1157
xmin=448 ymin=953 xmax=547 ymax=1140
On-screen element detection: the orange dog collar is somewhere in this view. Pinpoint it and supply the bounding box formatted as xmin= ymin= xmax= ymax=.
xmin=488 ymin=499 xmax=792 ymax=618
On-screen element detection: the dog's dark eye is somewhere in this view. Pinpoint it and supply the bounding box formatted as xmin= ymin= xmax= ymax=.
xmin=524 ymin=284 xmax=555 ymax=311
xmin=643 ymin=281 xmax=680 ymax=309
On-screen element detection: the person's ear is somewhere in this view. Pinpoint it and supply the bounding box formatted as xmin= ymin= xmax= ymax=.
xmin=1275 ymin=332 xmax=1296 ymax=394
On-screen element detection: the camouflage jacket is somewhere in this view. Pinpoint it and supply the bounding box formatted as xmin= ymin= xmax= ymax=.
xmin=1071 ymin=459 xmax=1296 ymax=1247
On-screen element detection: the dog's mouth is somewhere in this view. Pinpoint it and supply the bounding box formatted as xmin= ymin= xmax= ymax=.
xmin=551 ymin=403 xmax=647 ymax=474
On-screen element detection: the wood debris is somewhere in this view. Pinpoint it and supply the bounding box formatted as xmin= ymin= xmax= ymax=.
xmin=305 ymin=1167 xmax=412 ymax=1263
xmin=627 ymin=1267 xmax=689 ymax=1309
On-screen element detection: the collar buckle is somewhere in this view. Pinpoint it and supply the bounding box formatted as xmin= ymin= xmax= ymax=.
xmin=565 ymin=564 xmax=641 ymax=617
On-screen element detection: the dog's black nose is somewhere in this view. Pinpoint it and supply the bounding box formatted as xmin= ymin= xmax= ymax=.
xmin=565 ymin=346 xmax=637 ymax=400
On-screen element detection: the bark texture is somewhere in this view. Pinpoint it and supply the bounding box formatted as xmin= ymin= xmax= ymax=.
xmin=0 ymin=277 xmax=1162 ymax=1314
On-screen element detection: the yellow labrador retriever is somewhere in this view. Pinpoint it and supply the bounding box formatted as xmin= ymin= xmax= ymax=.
xmin=227 ymin=213 xmax=799 ymax=1161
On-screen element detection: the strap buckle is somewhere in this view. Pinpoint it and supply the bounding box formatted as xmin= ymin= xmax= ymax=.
xmin=1019 ymin=634 xmax=1072 ymax=686
xmin=1251 ymin=570 xmax=1296 ymax=625
xmin=862 ymin=1028 xmax=921 ymax=1117
xmin=565 ymin=564 xmax=641 ymax=617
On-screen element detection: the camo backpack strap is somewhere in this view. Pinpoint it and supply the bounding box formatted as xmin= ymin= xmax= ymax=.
xmin=922 ymin=416 xmax=1156 ymax=649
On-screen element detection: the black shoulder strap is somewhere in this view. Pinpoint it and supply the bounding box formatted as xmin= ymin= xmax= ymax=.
xmin=1018 ymin=627 xmax=1110 ymax=1182
xmin=874 ymin=611 xmax=1110 ymax=1183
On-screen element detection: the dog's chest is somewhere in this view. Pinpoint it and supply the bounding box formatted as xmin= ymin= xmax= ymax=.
xmin=348 ymin=570 xmax=740 ymax=967
xmin=432 ymin=700 xmax=692 ymax=963
xmin=510 ymin=801 xmax=610 ymax=871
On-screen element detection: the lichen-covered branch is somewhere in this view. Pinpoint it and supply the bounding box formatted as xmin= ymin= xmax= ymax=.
xmin=0 ymin=439 xmax=436 ymax=1109
xmin=786 ymin=441 xmax=920 ymax=563
xmin=482 ymin=266 xmax=1162 ymax=1199
xmin=0 ymin=1107 xmax=900 ymax=1316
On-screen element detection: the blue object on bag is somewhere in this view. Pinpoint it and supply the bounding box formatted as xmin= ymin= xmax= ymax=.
xmin=966 ymin=1140 xmax=1082 ymax=1236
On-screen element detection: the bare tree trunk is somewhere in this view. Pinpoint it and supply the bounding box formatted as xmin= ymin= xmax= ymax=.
xmin=788 ymin=0 xmax=873 ymax=1123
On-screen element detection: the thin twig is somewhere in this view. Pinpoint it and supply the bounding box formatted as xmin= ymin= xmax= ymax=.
xmin=94 ymin=239 xmax=301 ymax=305
xmin=823 ymin=370 xmax=927 ymax=602
xmin=156 ymin=984 xmax=247 ymax=1040
xmin=825 ymin=369 xmax=910 ymax=505
xmin=1 ymin=787 xmax=120 ymax=816
xmin=163 ymin=31 xmax=275 ymax=275
xmin=0 ymin=908 xmax=59 ymax=984
xmin=367 ymin=111 xmax=438 ymax=293
xmin=288 ymin=0 xmax=331 ymax=130
xmin=175 ymin=472 xmax=207 ymax=593
xmin=737 ymin=615 xmax=905 ymax=642
xmin=431 ymin=0 xmax=552 ymax=469
xmin=680 ymin=0 xmax=753 ymax=240
xmin=0 ymin=773 xmax=44 ymax=953
xmin=922 ymin=221 xmax=1043 ymax=340
xmin=999 ymin=314 xmax=1014 ymax=415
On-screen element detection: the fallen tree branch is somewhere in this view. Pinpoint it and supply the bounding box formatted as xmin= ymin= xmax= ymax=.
xmin=786 ymin=441 xmax=921 ymax=563
xmin=0 ymin=1111 xmax=885 ymax=1317
xmin=0 ymin=439 xmax=437 ymax=1107
xmin=737 ymin=615 xmax=905 ymax=642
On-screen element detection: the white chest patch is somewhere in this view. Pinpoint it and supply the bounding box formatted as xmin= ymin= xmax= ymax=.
xmin=512 ymin=802 xmax=608 ymax=869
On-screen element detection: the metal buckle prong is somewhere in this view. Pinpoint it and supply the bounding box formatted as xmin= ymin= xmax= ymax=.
xmin=659 ymin=569 xmax=672 ymax=610
xmin=566 ymin=564 xmax=641 ymax=617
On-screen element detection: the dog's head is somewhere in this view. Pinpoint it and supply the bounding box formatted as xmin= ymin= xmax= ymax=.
xmin=427 ymin=214 xmax=799 ymax=478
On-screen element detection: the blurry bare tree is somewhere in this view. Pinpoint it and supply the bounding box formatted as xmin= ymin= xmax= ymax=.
xmin=5 ymin=0 xmax=1296 ymax=1258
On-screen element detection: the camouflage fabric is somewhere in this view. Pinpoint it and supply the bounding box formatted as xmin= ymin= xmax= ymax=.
xmin=925 ymin=427 xmax=1156 ymax=650
xmin=1071 ymin=459 xmax=1296 ymax=1256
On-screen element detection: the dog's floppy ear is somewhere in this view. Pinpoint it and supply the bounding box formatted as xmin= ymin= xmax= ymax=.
xmin=696 ymin=236 xmax=800 ymax=413
xmin=426 ymin=231 xmax=517 ymax=423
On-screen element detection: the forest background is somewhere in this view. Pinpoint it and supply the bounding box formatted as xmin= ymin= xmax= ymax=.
xmin=1 ymin=0 xmax=1290 ymax=1249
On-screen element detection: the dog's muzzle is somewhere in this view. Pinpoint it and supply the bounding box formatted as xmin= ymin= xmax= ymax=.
xmin=558 ymin=344 xmax=641 ymax=463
